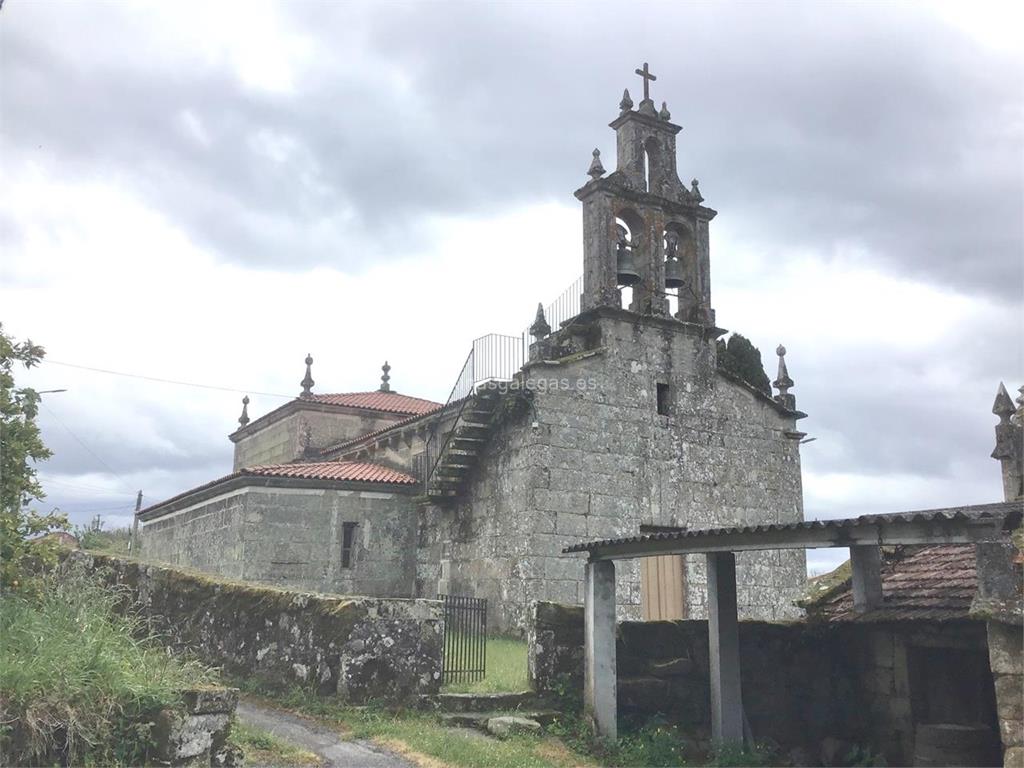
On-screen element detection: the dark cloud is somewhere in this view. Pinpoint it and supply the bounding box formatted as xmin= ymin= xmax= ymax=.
xmin=2 ymin=1 xmax=1020 ymax=298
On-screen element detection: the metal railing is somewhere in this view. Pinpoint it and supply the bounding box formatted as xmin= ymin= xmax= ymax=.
xmin=422 ymin=334 xmax=525 ymax=490
xmin=519 ymin=275 xmax=583 ymax=355
xmin=439 ymin=594 xmax=488 ymax=684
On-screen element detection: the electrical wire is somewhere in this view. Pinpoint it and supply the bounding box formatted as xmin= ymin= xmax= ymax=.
xmin=44 ymin=359 xmax=293 ymax=399
xmin=39 ymin=403 xmax=136 ymax=494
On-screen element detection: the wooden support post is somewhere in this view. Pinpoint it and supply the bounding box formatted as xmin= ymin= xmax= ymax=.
xmin=850 ymin=545 xmax=883 ymax=612
xmin=707 ymin=551 xmax=743 ymax=745
xmin=584 ymin=559 xmax=617 ymax=742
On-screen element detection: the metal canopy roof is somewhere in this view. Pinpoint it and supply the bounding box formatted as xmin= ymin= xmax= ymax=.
xmin=564 ymin=501 xmax=1021 ymax=561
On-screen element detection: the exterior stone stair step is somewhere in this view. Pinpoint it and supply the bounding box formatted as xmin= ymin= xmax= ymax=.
xmin=457 ymin=422 xmax=490 ymax=430
xmin=426 ymin=489 xmax=458 ymax=497
xmin=446 ymin=448 xmax=478 ymax=457
xmin=438 ymin=710 xmax=559 ymax=732
xmin=432 ymin=691 xmax=539 ymax=712
xmin=452 ymin=435 xmax=486 ymax=442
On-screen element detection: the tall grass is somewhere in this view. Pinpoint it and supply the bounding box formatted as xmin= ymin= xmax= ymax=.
xmin=0 ymin=567 xmax=213 ymax=765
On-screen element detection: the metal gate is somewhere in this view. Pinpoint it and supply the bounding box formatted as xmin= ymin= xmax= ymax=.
xmin=439 ymin=594 xmax=487 ymax=684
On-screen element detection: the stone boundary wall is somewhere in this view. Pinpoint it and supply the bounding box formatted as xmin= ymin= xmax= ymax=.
xmin=67 ymin=551 xmax=443 ymax=703
xmin=528 ymin=601 xmax=1004 ymax=765
xmin=528 ymin=601 xmax=863 ymax=751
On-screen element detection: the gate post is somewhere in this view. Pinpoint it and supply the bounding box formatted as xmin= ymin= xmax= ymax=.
xmin=584 ymin=558 xmax=617 ymax=741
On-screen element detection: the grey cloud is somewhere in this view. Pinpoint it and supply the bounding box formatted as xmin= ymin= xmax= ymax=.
xmin=3 ymin=1 xmax=1019 ymax=298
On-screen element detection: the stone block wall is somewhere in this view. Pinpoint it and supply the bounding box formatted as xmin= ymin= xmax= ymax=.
xmin=424 ymin=310 xmax=807 ymax=633
xmin=70 ymin=551 xmax=443 ymax=703
xmin=140 ymin=483 xmax=417 ymax=598
xmin=528 ymin=601 xmax=1002 ymax=765
xmin=988 ymin=622 xmax=1023 ymax=767
xmin=232 ymin=404 xmax=407 ymax=470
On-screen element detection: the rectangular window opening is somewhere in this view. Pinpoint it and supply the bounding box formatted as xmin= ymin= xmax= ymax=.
xmin=341 ymin=522 xmax=358 ymax=569
xmin=656 ymin=382 xmax=670 ymax=416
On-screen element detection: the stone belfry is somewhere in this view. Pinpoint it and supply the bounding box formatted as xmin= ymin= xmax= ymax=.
xmin=576 ymin=64 xmax=717 ymax=325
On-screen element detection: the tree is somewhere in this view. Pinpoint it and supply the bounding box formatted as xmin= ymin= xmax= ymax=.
xmin=1 ymin=323 xmax=67 ymax=590
xmin=716 ymin=333 xmax=772 ymax=396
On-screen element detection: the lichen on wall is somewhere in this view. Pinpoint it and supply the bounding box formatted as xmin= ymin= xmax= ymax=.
xmin=67 ymin=551 xmax=443 ymax=703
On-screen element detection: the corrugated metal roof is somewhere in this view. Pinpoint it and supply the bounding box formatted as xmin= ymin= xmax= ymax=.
xmin=563 ymin=502 xmax=1019 ymax=554
xmin=307 ymin=392 xmax=441 ymax=416
xmin=813 ymin=544 xmax=978 ymax=623
xmin=240 ymin=461 xmax=417 ymax=484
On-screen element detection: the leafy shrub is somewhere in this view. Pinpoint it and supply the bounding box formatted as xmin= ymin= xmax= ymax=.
xmin=0 ymin=566 xmax=213 ymax=765
xmin=75 ymin=514 xmax=131 ymax=555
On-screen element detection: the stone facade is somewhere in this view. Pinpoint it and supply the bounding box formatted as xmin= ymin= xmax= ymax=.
xmin=231 ymin=400 xmax=413 ymax=471
xmin=139 ymin=479 xmax=417 ymax=598
xmin=69 ymin=551 xmax=443 ymax=703
xmin=418 ymin=309 xmax=806 ymax=631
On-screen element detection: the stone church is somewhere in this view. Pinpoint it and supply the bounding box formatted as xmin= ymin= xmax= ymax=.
xmin=137 ymin=69 xmax=809 ymax=632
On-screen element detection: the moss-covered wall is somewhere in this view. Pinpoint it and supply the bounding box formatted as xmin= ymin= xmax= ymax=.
xmin=68 ymin=552 xmax=443 ymax=703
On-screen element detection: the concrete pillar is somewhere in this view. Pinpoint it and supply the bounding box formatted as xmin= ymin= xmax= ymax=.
xmin=850 ymin=545 xmax=883 ymax=612
xmin=707 ymin=551 xmax=743 ymax=745
xmin=584 ymin=559 xmax=617 ymax=742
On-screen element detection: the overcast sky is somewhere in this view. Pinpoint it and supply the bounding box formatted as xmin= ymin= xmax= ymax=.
xmin=2 ymin=0 xmax=1021 ymax=573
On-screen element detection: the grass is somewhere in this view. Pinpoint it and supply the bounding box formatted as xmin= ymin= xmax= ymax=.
xmin=0 ymin=566 xmax=214 ymax=766
xmin=442 ymin=634 xmax=530 ymax=693
xmin=238 ymin=681 xmax=597 ymax=768
xmin=232 ymin=721 xmax=322 ymax=767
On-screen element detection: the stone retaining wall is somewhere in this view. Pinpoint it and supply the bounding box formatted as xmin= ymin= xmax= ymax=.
xmin=528 ymin=601 xmax=1001 ymax=765
xmin=68 ymin=551 xmax=443 ymax=703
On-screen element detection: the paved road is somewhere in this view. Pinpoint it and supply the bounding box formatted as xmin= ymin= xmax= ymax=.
xmin=236 ymin=699 xmax=415 ymax=768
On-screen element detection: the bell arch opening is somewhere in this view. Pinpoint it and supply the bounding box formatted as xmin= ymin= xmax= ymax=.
xmin=614 ymin=210 xmax=644 ymax=309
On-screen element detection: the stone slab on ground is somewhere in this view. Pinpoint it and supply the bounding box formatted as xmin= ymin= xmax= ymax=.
xmin=486 ymin=716 xmax=542 ymax=739
xmin=429 ymin=691 xmax=539 ymax=712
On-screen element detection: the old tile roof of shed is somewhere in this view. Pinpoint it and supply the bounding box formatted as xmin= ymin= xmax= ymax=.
xmin=812 ymin=544 xmax=977 ymax=623
xmin=306 ymin=392 xmax=441 ymax=416
xmin=563 ymin=503 xmax=1017 ymax=553
xmin=239 ymin=461 xmax=417 ymax=484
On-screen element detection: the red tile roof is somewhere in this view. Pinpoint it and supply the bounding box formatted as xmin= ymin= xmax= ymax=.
xmin=813 ymin=544 xmax=977 ymax=622
xmin=307 ymin=392 xmax=441 ymax=416
xmin=240 ymin=461 xmax=418 ymax=485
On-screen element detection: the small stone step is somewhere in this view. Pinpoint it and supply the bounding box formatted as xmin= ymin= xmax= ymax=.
xmin=438 ymin=710 xmax=561 ymax=731
xmin=432 ymin=691 xmax=539 ymax=713
xmin=446 ymin=448 xmax=478 ymax=457
xmin=452 ymin=435 xmax=486 ymax=443
xmin=487 ymin=716 xmax=541 ymax=739
xmin=458 ymin=422 xmax=490 ymax=430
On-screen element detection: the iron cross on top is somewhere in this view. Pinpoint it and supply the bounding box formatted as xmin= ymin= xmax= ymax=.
xmin=634 ymin=62 xmax=656 ymax=101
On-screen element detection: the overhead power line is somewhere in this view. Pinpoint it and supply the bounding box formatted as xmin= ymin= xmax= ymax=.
xmin=39 ymin=403 xmax=135 ymax=494
xmin=44 ymin=359 xmax=293 ymax=399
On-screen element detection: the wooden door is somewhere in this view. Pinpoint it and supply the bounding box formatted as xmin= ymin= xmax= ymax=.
xmin=640 ymin=554 xmax=687 ymax=621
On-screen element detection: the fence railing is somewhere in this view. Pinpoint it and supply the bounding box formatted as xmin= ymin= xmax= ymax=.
xmin=422 ymin=334 xmax=525 ymax=489
xmin=439 ymin=594 xmax=487 ymax=684
xmin=519 ymin=274 xmax=583 ymax=356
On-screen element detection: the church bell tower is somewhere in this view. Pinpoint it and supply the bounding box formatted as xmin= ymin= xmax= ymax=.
xmin=575 ymin=64 xmax=717 ymax=325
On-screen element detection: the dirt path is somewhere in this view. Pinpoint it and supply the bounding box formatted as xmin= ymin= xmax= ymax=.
xmin=236 ymin=699 xmax=416 ymax=768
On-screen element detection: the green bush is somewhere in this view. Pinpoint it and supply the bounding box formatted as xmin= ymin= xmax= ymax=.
xmin=0 ymin=566 xmax=213 ymax=765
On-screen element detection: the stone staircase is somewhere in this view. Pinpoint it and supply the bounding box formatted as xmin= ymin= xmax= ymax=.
xmin=425 ymin=385 xmax=503 ymax=501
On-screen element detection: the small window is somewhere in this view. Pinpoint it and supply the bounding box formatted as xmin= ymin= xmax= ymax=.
xmin=656 ymin=383 xmax=670 ymax=416
xmin=341 ymin=522 xmax=358 ymax=569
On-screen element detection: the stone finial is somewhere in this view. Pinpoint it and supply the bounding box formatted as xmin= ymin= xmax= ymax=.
xmin=530 ymin=302 xmax=551 ymax=340
xmin=587 ymin=148 xmax=606 ymax=179
xmin=773 ymin=345 xmax=796 ymax=411
xmin=379 ymin=361 xmax=391 ymax=393
xmin=619 ymin=88 xmax=634 ymax=113
xmin=300 ymin=354 xmax=314 ymax=398
xmin=238 ymin=395 xmax=250 ymax=427
xmin=659 ymin=101 xmax=671 ymax=121
xmin=690 ymin=178 xmax=703 ymax=202
xmin=994 ymin=382 xmax=1015 ymax=424
xmin=992 ymin=382 xmax=1024 ymax=502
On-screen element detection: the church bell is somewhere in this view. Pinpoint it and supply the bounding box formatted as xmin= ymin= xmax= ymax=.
xmin=664 ymin=257 xmax=684 ymax=288
xmin=616 ymin=242 xmax=641 ymax=286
